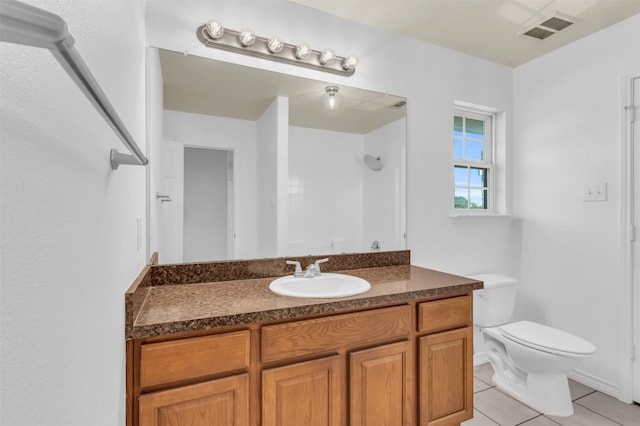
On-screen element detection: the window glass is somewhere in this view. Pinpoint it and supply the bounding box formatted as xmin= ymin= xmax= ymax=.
xmin=454 ymin=188 xmax=469 ymax=209
xmin=469 ymin=167 xmax=487 ymax=187
xmin=454 ymin=138 xmax=464 ymax=159
xmin=454 ymin=166 xmax=468 ymax=186
xmin=466 ymin=140 xmax=484 ymax=161
xmin=454 ymin=116 xmax=463 ymax=133
xmin=469 ymin=189 xmax=487 ymax=209
xmin=466 ymin=118 xmax=484 ymax=137
xmin=453 ymin=110 xmax=492 ymax=211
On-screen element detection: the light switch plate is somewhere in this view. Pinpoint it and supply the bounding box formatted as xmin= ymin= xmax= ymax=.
xmin=584 ymin=182 xmax=607 ymax=201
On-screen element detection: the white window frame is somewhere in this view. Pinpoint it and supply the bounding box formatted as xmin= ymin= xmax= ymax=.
xmin=453 ymin=108 xmax=495 ymax=214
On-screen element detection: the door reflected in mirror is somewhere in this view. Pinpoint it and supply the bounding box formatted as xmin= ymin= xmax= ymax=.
xmin=148 ymin=48 xmax=407 ymax=264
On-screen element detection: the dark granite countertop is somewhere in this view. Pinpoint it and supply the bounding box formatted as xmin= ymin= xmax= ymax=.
xmin=125 ymin=251 xmax=483 ymax=339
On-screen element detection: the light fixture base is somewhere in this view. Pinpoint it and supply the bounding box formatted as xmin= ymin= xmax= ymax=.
xmin=196 ymin=25 xmax=355 ymax=77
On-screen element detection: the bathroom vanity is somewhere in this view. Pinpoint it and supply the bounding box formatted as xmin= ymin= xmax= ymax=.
xmin=125 ymin=251 xmax=482 ymax=426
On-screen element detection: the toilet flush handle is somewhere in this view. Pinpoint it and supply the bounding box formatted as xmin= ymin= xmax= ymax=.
xmin=478 ymin=291 xmax=488 ymax=298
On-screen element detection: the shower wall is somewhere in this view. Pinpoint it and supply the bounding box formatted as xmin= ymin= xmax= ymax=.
xmin=363 ymin=118 xmax=406 ymax=252
xmin=288 ymin=126 xmax=365 ymax=255
xmin=288 ymin=118 xmax=406 ymax=256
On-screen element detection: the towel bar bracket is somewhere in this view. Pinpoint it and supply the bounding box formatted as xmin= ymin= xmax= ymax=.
xmin=111 ymin=149 xmax=143 ymax=170
xmin=0 ymin=0 xmax=149 ymax=170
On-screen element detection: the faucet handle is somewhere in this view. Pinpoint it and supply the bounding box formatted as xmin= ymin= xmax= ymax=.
xmin=313 ymin=258 xmax=329 ymax=274
xmin=286 ymin=260 xmax=304 ymax=277
xmin=314 ymin=257 xmax=329 ymax=266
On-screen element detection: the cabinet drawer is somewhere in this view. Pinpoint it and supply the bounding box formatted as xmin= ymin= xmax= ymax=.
xmin=139 ymin=374 xmax=249 ymax=426
xmin=140 ymin=330 xmax=250 ymax=389
xmin=417 ymin=295 xmax=471 ymax=334
xmin=262 ymin=305 xmax=411 ymax=363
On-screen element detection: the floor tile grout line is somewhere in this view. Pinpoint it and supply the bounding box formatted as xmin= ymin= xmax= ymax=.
xmin=571 ymin=401 xmax=625 ymax=426
xmin=472 ymin=386 xmax=541 ymax=425
xmin=471 ymin=405 xmax=501 ymax=426
xmin=514 ymin=413 xmax=561 ymax=426
xmin=471 ymin=370 xmax=638 ymax=426
xmin=471 ymin=388 xmax=503 ymax=426
xmin=571 ymin=389 xmax=598 ymax=403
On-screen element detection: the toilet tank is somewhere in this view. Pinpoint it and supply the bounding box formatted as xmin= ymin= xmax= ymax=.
xmin=468 ymin=273 xmax=517 ymax=327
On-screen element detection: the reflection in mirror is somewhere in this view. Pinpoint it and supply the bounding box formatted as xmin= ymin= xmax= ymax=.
xmin=148 ymin=48 xmax=407 ymax=264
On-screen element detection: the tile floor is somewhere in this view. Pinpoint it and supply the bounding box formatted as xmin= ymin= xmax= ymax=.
xmin=463 ymin=363 xmax=640 ymax=426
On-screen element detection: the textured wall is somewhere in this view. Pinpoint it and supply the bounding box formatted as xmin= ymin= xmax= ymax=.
xmin=0 ymin=1 xmax=146 ymax=424
xmin=513 ymin=14 xmax=640 ymax=400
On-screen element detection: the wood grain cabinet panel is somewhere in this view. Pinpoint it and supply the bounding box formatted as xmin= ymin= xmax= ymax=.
xmin=418 ymin=295 xmax=471 ymax=334
xmin=139 ymin=374 xmax=249 ymax=426
xmin=129 ymin=293 xmax=476 ymax=426
xmin=419 ymin=327 xmax=473 ymax=426
xmin=140 ymin=330 xmax=250 ymax=389
xmin=261 ymin=305 xmax=411 ymax=363
xmin=262 ymin=355 xmax=344 ymax=426
xmin=350 ymin=341 xmax=414 ymax=426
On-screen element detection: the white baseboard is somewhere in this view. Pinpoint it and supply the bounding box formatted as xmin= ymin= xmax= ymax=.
xmin=569 ymin=368 xmax=620 ymax=400
xmin=474 ymin=352 xmax=489 ymax=366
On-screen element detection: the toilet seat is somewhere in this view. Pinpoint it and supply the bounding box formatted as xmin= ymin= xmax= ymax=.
xmin=499 ymin=321 xmax=597 ymax=356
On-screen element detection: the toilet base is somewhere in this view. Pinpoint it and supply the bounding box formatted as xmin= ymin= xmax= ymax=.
xmin=483 ymin=326 xmax=579 ymax=417
xmin=493 ymin=371 xmax=574 ymax=416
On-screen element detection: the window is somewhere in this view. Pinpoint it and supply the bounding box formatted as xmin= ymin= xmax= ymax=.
xmin=453 ymin=109 xmax=493 ymax=211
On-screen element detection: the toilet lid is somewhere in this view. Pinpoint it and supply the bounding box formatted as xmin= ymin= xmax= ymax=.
xmin=499 ymin=321 xmax=597 ymax=356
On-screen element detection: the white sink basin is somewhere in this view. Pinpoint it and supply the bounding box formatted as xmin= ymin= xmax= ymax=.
xmin=269 ymin=273 xmax=371 ymax=298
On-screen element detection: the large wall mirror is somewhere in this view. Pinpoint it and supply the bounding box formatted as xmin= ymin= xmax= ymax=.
xmin=148 ymin=47 xmax=407 ymax=264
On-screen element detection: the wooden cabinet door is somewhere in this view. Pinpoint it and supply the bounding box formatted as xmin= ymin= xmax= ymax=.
xmin=262 ymin=355 xmax=344 ymax=426
xmin=138 ymin=374 xmax=249 ymax=426
xmin=350 ymin=340 xmax=414 ymax=426
xmin=419 ymin=327 xmax=473 ymax=426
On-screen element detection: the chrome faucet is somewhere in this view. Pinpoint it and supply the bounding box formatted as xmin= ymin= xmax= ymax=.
xmin=286 ymin=258 xmax=329 ymax=278
xmin=304 ymin=258 xmax=329 ymax=278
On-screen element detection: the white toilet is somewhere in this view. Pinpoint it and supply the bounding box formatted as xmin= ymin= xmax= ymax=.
xmin=469 ymin=273 xmax=597 ymax=417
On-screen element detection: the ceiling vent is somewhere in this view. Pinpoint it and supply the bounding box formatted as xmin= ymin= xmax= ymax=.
xmin=521 ymin=13 xmax=574 ymax=40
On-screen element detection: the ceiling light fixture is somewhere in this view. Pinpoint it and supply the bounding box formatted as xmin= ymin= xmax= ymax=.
xmin=325 ymin=85 xmax=340 ymax=110
xmin=196 ymin=21 xmax=357 ymax=77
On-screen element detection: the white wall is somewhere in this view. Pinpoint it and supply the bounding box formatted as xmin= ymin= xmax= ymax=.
xmin=148 ymin=47 xmax=164 ymax=263
xmin=363 ymin=118 xmax=407 ymax=253
xmin=0 ymin=1 xmax=146 ymax=425
xmin=288 ymin=126 xmax=364 ymax=255
xmin=513 ymin=14 xmax=640 ymax=399
xmin=256 ymin=97 xmax=289 ymax=258
xmin=162 ymin=110 xmax=258 ymax=259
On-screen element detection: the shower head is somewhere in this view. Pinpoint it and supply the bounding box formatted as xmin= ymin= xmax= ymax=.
xmin=364 ymin=154 xmax=383 ymax=171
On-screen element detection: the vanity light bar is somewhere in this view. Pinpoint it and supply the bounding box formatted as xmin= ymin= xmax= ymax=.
xmin=196 ymin=22 xmax=357 ymax=77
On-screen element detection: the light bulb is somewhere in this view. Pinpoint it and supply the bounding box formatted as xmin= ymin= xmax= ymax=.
xmin=342 ymin=55 xmax=358 ymax=71
xmin=238 ymin=29 xmax=256 ymax=47
xmin=319 ymin=49 xmax=336 ymax=65
xmin=324 ymin=86 xmax=339 ymax=110
xmin=204 ymin=20 xmax=224 ymax=39
xmin=267 ymin=36 xmax=284 ymax=53
xmin=295 ymin=43 xmax=311 ymax=60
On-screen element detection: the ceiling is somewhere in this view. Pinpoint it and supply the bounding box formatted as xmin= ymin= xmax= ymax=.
xmin=159 ymin=49 xmax=406 ymax=134
xmin=290 ymin=0 xmax=640 ymax=67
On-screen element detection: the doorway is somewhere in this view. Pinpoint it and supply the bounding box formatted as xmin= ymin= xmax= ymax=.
xmin=183 ymin=147 xmax=234 ymax=262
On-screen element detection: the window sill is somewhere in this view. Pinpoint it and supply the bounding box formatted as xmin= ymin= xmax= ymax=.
xmin=448 ymin=213 xmax=519 ymax=223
